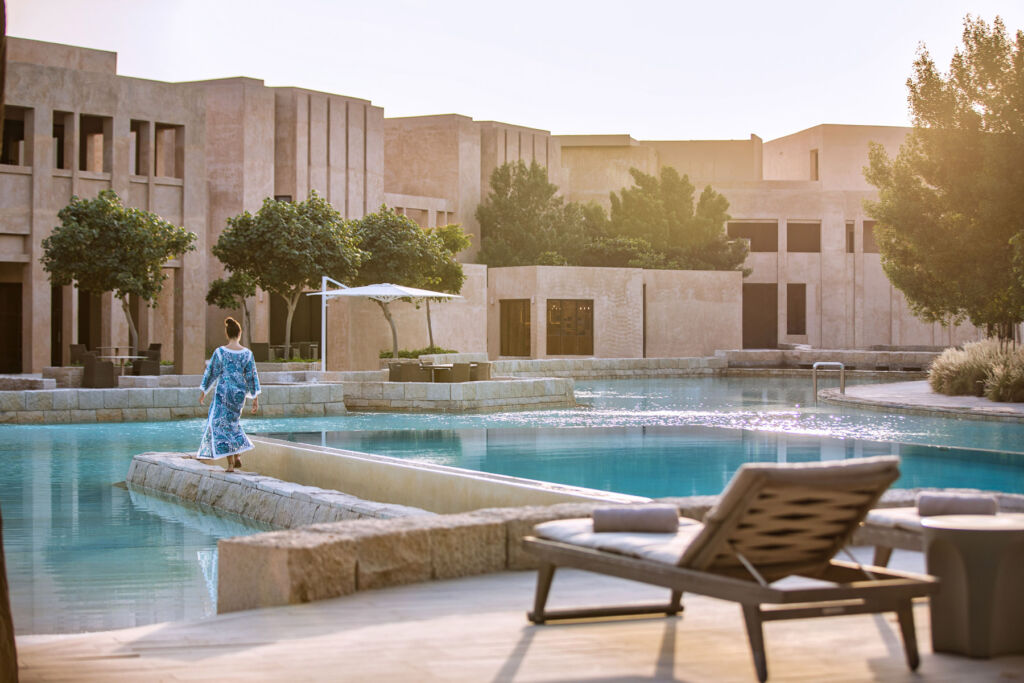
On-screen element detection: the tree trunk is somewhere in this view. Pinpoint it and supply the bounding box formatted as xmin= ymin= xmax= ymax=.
xmin=241 ymin=298 xmax=252 ymax=347
xmin=283 ymin=291 xmax=299 ymax=360
xmin=426 ymin=299 xmax=434 ymax=350
xmin=120 ymin=296 xmax=138 ymax=356
xmin=376 ymin=299 xmax=399 ymax=359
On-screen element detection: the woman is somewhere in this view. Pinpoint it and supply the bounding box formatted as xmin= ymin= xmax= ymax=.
xmin=197 ymin=317 xmax=261 ymax=472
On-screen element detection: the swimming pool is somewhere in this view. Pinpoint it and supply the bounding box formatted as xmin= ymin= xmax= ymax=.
xmin=2 ymin=377 xmax=1023 ymax=634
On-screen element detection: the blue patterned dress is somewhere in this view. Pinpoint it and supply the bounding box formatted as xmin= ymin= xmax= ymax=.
xmin=197 ymin=346 xmax=261 ymax=459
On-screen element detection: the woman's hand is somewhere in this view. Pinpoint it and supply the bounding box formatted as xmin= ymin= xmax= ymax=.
xmin=251 ymin=397 xmax=259 ymax=414
xmin=198 ymin=392 xmax=205 ymax=406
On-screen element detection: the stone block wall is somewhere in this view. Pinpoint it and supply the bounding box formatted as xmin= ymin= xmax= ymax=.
xmin=217 ymin=500 xmax=615 ymax=614
xmin=0 ymin=383 xmax=347 ymax=425
xmin=491 ymin=357 xmax=726 ymax=379
xmin=126 ymin=453 xmax=433 ymax=529
xmin=341 ymin=377 xmax=574 ymax=412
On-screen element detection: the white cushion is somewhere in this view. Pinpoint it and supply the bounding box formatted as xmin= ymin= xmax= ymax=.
xmin=533 ymin=517 xmax=704 ymax=565
xmin=865 ymin=507 xmax=922 ymax=531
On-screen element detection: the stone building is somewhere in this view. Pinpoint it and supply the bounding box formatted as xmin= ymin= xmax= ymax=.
xmin=0 ymin=37 xmax=983 ymax=374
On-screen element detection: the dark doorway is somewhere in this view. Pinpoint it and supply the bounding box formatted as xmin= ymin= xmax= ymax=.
xmin=51 ymin=285 xmax=63 ymax=366
xmin=546 ymin=299 xmax=594 ymax=355
xmin=270 ymin=294 xmax=321 ymax=347
xmin=0 ymin=284 xmax=23 ymax=372
xmin=78 ymin=290 xmax=102 ymax=351
xmin=742 ymin=283 xmax=778 ymax=349
xmin=499 ymin=299 xmax=531 ymax=356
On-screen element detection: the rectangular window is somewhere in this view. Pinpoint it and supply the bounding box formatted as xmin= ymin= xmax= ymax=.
xmin=52 ymin=111 xmax=74 ymax=170
xmin=786 ymin=222 xmax=821 ymax=253
xmin=499 ymin=299 xmax=531 ymax=356
xmin=727 ymin=221 xmax=778 ymax=252
xmin=129 ymin=119 xmax=150 ymax=176
xmin=787 ymin=283 xmax=806 ymax=335
xmin=79 ymin=114 xmax=112 ymax=173
xmin=863 ymin=220 xmax=880 ymax=253
xmin=846 ymin=221 xmax=855 ymax=253
xmin=154 ymin=123 xmax=184 ymax=178
xmin=546 ymin=299 xmax=594 ymax=355
xmin=1 ymin=106 xmax=31 ymax=166
xmin=810 ymin=149 xmax=819 ymax=181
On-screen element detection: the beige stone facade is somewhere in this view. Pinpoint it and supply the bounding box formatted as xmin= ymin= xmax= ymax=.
xmin=0 ymin=37 xmax=984 ymax=374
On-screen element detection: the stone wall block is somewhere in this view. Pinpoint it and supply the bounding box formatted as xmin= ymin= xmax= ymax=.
xmin=103 ymin=390 xmax=130 ymax=409
xmin=240 ymin=489 xmax=281 ymax=525
xmin=25 ymin=391 xmax=54 ymax=411
xmin=121 ymin=408 xmax=149 ymax=422
xmin=217 ymin=531 xmax=357 ymax=613
xmin=127 ymin=389 xmax=154 ymax=408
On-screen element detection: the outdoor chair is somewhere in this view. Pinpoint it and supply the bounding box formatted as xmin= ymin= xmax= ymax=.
xmin=132 ymin=343 xmax=162 ymax=375
xmin=450 ymin=362 xmax=471 ymax=383
xmin=399 ymin=363 xmax=431 ymax=382
xmin=523 ymin=456 xmax=937 ymax=682
xmin=388 ymin=362 xmax=404 ymax=382
xmin=469 ymin=361 xmax=491 ymax=381
xmin=432 ymin=367 xmax=453 ymax=382
xmin=81 ymin=352 xmax=117 ymax=389
xmin=250 ymin=342 xmax=269 ymax=363
xmin=297 ymin=342 xmax=312 ymax=360
xmin=69 ymin=343 xmax=87 ymax=365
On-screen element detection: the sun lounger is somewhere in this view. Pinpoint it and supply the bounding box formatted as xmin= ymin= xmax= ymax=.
xmin=523 ymin=456 xmax=938 ymax=682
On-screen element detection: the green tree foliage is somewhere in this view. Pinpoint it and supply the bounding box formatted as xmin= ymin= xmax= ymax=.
xmin=421 ymin=223 xmax=471 ymax=348
xmin=206 ymin=271 xmax=257 ymax=346
xmin=608 ymin=167 xmax=749 ymax=272
xmin=865 ymin=16 xmax=1024 ymax=339
xmin=41 ymin=189 xmax=196 ymax=353
xmin=476 ymin=160 xmax=598 ymax=266
xmin=213 ymin=191 xmax=364 ymax=355
xmin=351 ymin=206 xmax=461 ymax=359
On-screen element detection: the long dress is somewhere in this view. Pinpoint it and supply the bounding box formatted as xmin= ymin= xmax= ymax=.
xmin=197 ymin=346 xmax=261 ymax=459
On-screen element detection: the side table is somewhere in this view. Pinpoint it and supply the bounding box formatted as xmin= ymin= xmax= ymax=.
xmin=922 ymin=513 xmax=1024 ymax=658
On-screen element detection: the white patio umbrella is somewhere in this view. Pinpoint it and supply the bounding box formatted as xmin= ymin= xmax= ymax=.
xmin=307 ymin=279 xmax=462 ymax=371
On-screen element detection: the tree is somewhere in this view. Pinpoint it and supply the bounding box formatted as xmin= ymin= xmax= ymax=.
xmin=41 ymin=189 xmax=196 ymax=354
xmin=608 ymin=167 xmax=749 ymax=272
xmin=865 ymin=16 xmax=1024 ymax=339
xmin=476 ymin=160 xmax=596 ymax=266
xmin=206 ymin=271 xmax=257 ymax=346
xmin=213 ymin=191 xmax=364 ymax=356
xmin=421 ymin=222 xmax=471 ymax=348
xmin=351 ymin=206 xmax=444 ymax=359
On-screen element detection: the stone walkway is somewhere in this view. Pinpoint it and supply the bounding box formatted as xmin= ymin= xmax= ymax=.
xmin=16 ymin=549 xmax=1024 ymax=682
xmin=821 ymin=380 xmax=1024 ymax=422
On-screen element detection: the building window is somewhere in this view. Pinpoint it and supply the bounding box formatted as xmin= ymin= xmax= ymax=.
xmin=129 ymin=120 xmax=150 ymax=176
xmin=154 ymin=123 xmax=184 ymax=178
xmin=1 ymin=106 xmax=31 ymax=166
xmin=500 ymin=299 xmax=531 ymax=356
xmin=786 ymin=222 xmax=821 ymax=253
xmin=787 ymin=283 xmax=806 ymax=335
xmin=274 ymin=195 xmax=293 ymax=202
xmin=79 ymin=114 xmax=112 ymax=173
xmin=863 ymin=220 xmax=880 ymax=253
xmin=727 ymin=221 xmax=778 ymax=252
xmin=810 ymin=149 xmax=819 ymax=181
xmin=546 ymin=299 xmax=593 ymax=355
xmin=846 ymin=221 xmax=855 ymax=253
xmin=52 ymin=111 xmax=74 ymax=170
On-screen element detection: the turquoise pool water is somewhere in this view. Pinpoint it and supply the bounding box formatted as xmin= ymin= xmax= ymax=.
xmin=2 ymin=377 xmax=1023 ymax=634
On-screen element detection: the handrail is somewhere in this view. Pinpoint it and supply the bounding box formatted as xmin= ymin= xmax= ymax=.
xmin=812 ymin=361 xmax=846 ymax=398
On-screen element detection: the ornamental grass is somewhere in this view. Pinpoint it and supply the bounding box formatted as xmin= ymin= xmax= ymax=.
xmin=928 ymin=339 xmax=1007 ymax=397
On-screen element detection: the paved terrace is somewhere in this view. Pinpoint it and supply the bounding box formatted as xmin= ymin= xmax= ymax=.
xmin=17 ymin=549 xmax=1023 ymax=682
xmin=821 ymin=380 xmax=1024 ymax=423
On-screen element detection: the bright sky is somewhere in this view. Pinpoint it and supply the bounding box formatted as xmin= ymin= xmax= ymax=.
xmin=8 ymin=0 xmax=1024 ymax=141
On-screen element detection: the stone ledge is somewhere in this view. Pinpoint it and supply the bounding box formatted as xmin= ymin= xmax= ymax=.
xmin=126 ymin=452 xmax=433 ymax=532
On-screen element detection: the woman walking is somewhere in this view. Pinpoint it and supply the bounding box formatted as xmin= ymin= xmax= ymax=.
xmin=197 ymin=317 xmax=261 ymax=472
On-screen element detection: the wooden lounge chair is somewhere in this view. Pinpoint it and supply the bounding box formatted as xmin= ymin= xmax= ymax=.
xmin=523 ymin=456 xmax=938 ymax=682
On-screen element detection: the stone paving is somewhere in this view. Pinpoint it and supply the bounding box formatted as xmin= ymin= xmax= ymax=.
xmin=822 ymin=380 xmax=1024 ymax=423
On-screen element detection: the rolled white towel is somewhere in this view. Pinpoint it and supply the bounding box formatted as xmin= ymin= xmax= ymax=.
xmin=592 ymin=504 xmax=680 ymax=533
xmin=917 ymin=492 xmax=998 ymax=517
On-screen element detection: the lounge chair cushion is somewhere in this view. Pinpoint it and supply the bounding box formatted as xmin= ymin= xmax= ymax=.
xmin=592 ymin=504 xmax=680 ymax=533
xmin=865 ymin=506 xmax=923 ymax=532
xmin=534 ymin=517 xmax=703 ymax=565
xmin=916 ymin=491 xmax=998 ymax=516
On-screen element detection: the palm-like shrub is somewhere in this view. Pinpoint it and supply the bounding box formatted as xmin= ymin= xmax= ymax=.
xmin=928 ymin=339 xmax=1008 ymax=396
